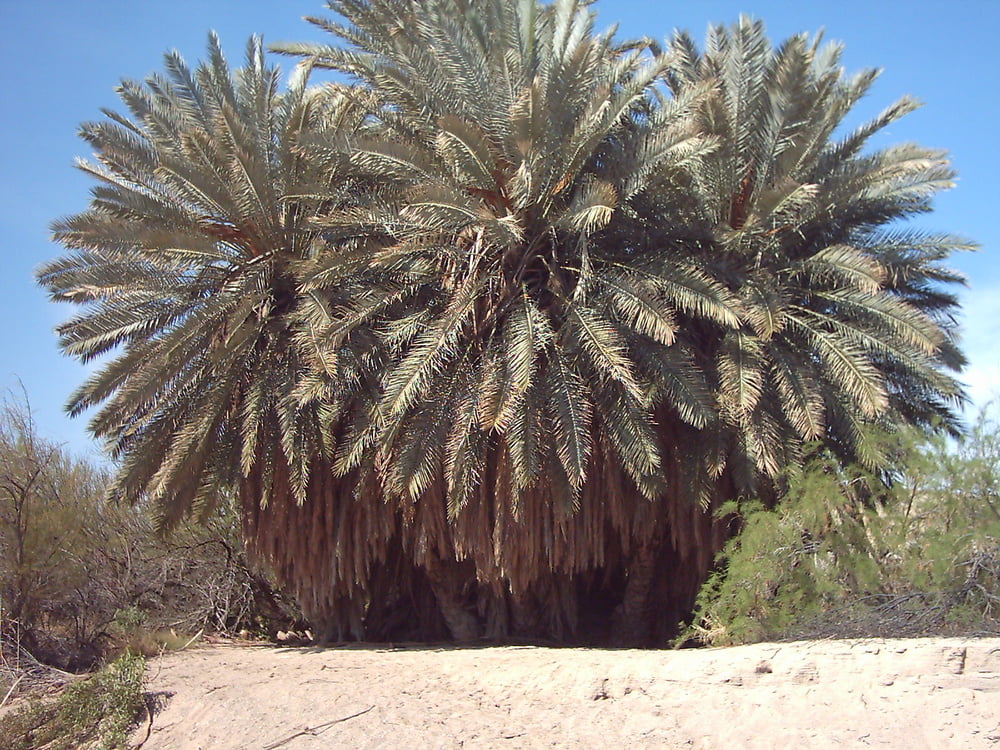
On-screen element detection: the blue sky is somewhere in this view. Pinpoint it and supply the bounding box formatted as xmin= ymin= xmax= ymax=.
xmin=2 ymin=0 xmax=997 ymax=459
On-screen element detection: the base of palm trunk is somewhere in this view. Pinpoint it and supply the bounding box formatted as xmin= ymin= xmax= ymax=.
xmin=609 ymin=544 xmax=658 ymax=646
xmin=424 ymin=556 xmax=481 ymax=642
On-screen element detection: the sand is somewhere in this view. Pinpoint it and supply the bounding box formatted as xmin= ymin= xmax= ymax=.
xmin=130 ymin=637 xmax=1000 ymax=749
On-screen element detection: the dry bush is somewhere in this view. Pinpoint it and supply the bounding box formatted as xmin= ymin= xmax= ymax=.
xmin=0 ymin=387 xmax=298 ymax=674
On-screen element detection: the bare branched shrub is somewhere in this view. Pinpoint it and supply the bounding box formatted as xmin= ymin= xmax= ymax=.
xmin=0 ymin=387 xmax=298 ymax=672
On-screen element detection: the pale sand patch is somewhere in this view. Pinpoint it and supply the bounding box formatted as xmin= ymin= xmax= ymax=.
xmin=132 ymin=637 xmax=1000 ymax=749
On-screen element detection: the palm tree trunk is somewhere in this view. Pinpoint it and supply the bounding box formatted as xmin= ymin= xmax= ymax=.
xmin=610 ymin=543 xmax=658 ymax=646
xmin=423 ymin=554 xmax=481 ymax=642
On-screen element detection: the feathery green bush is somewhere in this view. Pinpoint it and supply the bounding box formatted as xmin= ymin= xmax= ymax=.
xmin=688 ymin=407 xmax=1000 ymax=645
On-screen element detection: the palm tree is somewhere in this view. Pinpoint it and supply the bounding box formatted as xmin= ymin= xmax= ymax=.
xmin=37 ymin=35 xmax=384 ymax=637
xmin=275 ymin=2 xmax=968 ymax=642
xmin=42 ymin=2 xmax=969 ymax=644
xmin=661 ymin=19 xmax=969 ymax=475
xmin=269 ymin=0 xmax=737 ymax=641
xmin=631 ymin=19 xmax=971 ymax=639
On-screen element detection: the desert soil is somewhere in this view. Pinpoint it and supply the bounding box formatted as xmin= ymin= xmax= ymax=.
xmin=130 ymin=636 xmax=1000 ymax=749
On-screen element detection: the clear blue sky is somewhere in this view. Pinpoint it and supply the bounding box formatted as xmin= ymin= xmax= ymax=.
xmin=2 ymin=0 xmax=997 ymax=459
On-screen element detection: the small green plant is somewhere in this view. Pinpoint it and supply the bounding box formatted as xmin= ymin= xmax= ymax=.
xmin=0 ymin=650 xmax=146 ymax=750
xmin=684 ymin=454 xmax=887 ymax=645
xmin=110 ymin=606 xmax=145 ymax=635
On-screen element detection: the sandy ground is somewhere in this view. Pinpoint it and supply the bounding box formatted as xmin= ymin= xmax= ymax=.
xmin=130 ymin=637 xmax=1000 ymax=749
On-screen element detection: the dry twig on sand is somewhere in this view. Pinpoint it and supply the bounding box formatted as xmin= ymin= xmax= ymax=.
xmin=260 ymin=705 xmax=375 ymax=749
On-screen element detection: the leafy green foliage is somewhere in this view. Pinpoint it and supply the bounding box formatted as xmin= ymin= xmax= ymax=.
xmin=688 ymin=407 xmax=1000 ymax=646
xmin=0 ymin=650 xmax=145 ymax=750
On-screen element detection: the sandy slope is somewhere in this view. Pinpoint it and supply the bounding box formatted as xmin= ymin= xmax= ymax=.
xmin=131 ymin=637 xmax=1000 ymax=749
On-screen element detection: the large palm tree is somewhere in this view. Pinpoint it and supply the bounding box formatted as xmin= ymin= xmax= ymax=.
xmin=42 ymin=2 xmax=969 ymax=644
xmin=271 ymin=0 xmax=738 ymax=641
xmin=273 ymin=1 xmax=968 ymax=642
xmin=36 ymin=35 xmax=386 ymax=634
xmin=660 ymin=19 xmax=968 ymax=476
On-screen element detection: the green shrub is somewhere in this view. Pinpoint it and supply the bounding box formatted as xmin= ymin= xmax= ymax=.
xmin=0 ymin=650 xmax=146 ymax=750
xmin=686 ymin=408 xmax=1000 ymax=646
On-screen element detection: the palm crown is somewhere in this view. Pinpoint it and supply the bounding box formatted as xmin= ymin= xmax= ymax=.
xmin=39 ymin=36 xmax=366 ymax=526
